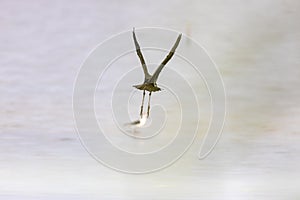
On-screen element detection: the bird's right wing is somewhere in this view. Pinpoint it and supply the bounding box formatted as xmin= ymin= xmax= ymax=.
xmin=133 ymin=28 xmax=151 ymax=79
xmin=149 ymin=33 xmax=182 ymax=83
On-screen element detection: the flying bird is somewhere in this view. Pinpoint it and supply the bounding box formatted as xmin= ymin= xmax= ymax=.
xmin=132 ymin=28 xmax=182 ymax=118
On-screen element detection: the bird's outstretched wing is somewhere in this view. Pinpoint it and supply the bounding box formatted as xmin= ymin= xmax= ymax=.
xmin=132 ymin=28 xmax=151 ymax=80
xmin=149 ymin=33 xmax=182 ymax=83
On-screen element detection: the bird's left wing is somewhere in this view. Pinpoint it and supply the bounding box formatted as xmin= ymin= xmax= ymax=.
xmin=133 ymin=28 xmax=151 ymax=80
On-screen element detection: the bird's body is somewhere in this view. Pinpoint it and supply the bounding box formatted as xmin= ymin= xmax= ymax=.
xmin=133 ymin=83 xmax=161 ymax=92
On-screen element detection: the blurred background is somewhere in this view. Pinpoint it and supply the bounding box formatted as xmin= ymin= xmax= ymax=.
xmin=0 ymin=0 xmax=299 ymax=199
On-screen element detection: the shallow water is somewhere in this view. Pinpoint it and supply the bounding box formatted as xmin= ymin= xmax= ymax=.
xmin=1 ymin=0 xmax=300 ymax=199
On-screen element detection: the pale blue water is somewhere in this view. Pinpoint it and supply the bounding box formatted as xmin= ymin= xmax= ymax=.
xmin=1 ymin=0 xmax=299 ymax=199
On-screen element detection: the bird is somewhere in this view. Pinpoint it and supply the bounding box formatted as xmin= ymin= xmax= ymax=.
xmin=132 ymin=28 xmax=182 ymax=118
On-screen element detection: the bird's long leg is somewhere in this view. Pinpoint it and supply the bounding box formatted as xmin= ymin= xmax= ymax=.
xmin=147 ymin=92 xmax=152 ymax=118
xmin=140 ymin=90 xmax=145 ymax=118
